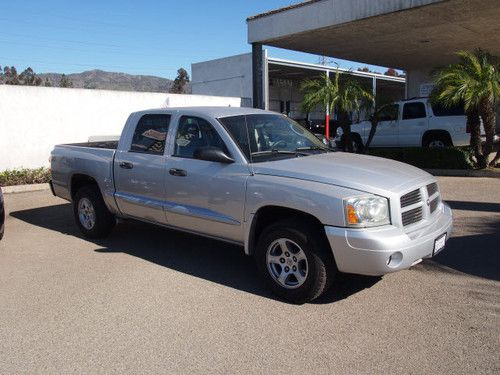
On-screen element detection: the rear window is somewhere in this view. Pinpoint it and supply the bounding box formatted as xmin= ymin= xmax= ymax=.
xmin=431 ymin=103 xmax=465 ymax=117
xmin=130 ymin=114 xmax=171 ymax=154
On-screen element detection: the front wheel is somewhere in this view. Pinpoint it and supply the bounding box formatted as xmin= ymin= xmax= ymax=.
xmin=341 ymin=133 xmax=364 ymax=153
xmin=73 ymin=186 xmax=115 ymax=238
xmin=255 ymin=220 xmax=336 ymax=304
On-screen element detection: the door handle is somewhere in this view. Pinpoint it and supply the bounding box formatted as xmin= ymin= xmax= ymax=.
xmin=119 ymin=161 xmax=134 ymax=169
xmin=169 ymin=168 xmax=187 ymax=177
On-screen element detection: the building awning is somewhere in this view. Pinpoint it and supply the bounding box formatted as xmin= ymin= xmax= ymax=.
xmin=247 ymin=0 xmax=500 ymax=70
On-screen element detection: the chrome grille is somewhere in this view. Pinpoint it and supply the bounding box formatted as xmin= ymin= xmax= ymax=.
xmin=427 ymin=182 xmax=438 ymax=197
xmin=400 ymin=189 xmax=422 ymax=207
xmin=402 ymin=207 xmax=423 ymax=226
xmin=429 ymin=197 xmax=440 ymax=213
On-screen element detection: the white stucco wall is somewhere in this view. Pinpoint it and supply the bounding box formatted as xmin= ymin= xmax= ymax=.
xmin=191 ymin=53 xmax=253 ymax=106
xmin=406 ymin=69 xmax=433 ymax=98
xmin=0 ymin=85 xmax=240 ymax=170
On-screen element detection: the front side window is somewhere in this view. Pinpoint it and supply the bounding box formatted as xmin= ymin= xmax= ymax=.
xmin=402 ymin=102 xmax=426 ymax=120
xmin=219 ymin=114 xmax=329 ymax=163
xmin=378 ymin=104 xmax=399 ymax=121
xmin=174 ymin=116 xmax=228 ymax=158
xmin=130 ymin=114 xmax=170 ymax=154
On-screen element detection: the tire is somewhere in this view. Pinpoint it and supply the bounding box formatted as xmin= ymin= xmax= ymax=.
xmin=255 ymin=219 xmax=336 ymax=304
xmin=73 ymin=185 xmax=115 ymax=238
xmin=341 ymin=133 xmax=364 ymax=153
xmin=423 ymin=133 xmax=452 ymax=148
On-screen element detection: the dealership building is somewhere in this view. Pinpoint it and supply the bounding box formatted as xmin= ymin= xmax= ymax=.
xmin=192 ymin=53 xmax=405 ymax=122
xmin=192 ymin=0 xmax=499 ymax=120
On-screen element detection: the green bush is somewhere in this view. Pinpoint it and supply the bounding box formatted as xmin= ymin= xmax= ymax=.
xmin=0 ymin=167 xmax=51 ymax=186
xmin=367 ymin=147 xmax=474 ymax=170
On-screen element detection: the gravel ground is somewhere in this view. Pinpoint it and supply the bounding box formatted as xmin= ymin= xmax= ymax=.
xmin=0 ymin=176 xmax=499 ymax=374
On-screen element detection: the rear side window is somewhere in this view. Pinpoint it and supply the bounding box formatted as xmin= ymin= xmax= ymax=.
xmin=402 ymin=103 xmax=426 ymax=120
xmin=130 ymin=114 xmax=171 ymax=154
xmin=431 ymin=103 xmax=465 ymax=117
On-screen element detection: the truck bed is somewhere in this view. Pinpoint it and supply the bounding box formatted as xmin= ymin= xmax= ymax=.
xmin=64 ymin=140 xmax=119 ymax=149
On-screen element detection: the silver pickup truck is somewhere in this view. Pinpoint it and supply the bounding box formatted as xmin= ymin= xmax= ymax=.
xmin=50 ymin=107 xmax=453 ymax=303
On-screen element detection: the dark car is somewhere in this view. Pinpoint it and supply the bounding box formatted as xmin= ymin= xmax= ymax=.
xmin=0 ymin=187 xmax=4 ymax=240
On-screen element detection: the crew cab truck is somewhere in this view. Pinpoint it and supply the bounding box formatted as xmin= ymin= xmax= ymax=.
xmin=50 ymin=107 xmax=453 ymax=304
xmin=344 ymin=98 xmax=472 ymax=150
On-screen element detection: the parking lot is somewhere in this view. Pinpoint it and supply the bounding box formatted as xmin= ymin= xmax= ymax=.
xmin=0 ymin=176 xmax=499 ymax=374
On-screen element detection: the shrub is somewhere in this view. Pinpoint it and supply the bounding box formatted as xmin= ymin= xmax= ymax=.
xmin=367 ymin=147 xmax=474 ymax=170
xmin=0 ymin=167 xmax=51 ymax=186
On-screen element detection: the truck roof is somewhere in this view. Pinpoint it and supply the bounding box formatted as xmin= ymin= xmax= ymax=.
xmin=132 ymin=106 xmax=271 ymax=118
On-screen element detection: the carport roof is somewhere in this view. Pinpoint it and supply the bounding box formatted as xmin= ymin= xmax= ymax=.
xmin=247 ymin=0 xmax=500 ymax=70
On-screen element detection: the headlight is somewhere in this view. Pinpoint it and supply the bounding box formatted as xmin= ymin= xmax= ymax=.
xmin=344 ymin=195 xmax=390 ymax=227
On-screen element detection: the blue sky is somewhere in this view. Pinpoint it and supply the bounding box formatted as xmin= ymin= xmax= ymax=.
xmin=0 ymin=0 xmax=391 ymax=79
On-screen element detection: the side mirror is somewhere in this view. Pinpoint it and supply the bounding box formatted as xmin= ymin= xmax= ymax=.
xmin=193 ymin=146 xmax=234 ymax=164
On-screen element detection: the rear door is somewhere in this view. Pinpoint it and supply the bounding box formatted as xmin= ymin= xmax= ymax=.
xmin=398 ymin=101 xmax=428 ymax=146
xmin=114 ymin=113 xmax=171 ymax=224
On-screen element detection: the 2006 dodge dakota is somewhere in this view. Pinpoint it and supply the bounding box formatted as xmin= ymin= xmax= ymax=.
xmin=50 ymin=107 xmax=453 ymax=303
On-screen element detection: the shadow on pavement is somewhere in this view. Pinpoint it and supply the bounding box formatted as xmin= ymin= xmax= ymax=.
xmin=11 ymin=203 xmax=379 ymax=304
xmin=432 ymin=230 xmax=500 ymax=282
xmin=446 ymin=200 xmax=500 ymax=213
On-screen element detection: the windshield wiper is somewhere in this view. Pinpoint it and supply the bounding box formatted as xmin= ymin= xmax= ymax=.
xmin=251 ymin=149 xmax=308 ymax=158
xmin=295 ymin=146 xmax=332 ymax=152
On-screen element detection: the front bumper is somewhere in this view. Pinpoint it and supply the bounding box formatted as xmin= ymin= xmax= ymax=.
xmin=325 ymin=203 xmax=453 ymax=276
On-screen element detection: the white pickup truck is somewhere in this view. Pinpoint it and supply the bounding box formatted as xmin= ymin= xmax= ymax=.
xmin=344 ymin=98 xmax=471 ymax=150
xmin=50 ymin=107 xmax=453 ymax=303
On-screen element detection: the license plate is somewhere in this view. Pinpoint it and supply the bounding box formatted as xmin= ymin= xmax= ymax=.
xmin=433 ymin=233 xmax=447 ymax=256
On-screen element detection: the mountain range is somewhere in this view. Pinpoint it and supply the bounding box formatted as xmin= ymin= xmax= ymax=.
xmin=38 ymin=69 xmax=190 ymax=93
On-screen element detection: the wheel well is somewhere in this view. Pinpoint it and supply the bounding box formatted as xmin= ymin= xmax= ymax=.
xmin=70 ymin=174 xmax=98 ymax=200
xmin=422 ymin=130 xmax=453 ymax=146
xmin=247 ymin=206 xmax=326 ymax=255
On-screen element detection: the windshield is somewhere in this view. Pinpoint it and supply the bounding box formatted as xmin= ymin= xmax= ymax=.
xmin=218 ymin=114 xmax=330 ymax=163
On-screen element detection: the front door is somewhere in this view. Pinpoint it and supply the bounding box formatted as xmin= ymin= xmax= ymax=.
xmin=114 ymin=114 xmax=171 ymax=224
xmin=164 ymin=115 xmax=249 ymax=242
xmin=370 ymin=104 xmax=399 ymax=147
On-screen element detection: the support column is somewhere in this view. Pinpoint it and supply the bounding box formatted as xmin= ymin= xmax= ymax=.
xmin=252 ymin=43 xmax=264 ymax=109
xmin=325 ymin=70 xmax=330 ymax=140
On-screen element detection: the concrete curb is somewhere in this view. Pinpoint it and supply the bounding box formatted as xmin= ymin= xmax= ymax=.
xmin=425 ymin=169 xmax=500 ymax=178
xmin=2 ymin=183 xmax=50 ymax=194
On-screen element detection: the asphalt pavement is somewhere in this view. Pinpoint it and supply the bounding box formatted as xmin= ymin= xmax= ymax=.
xmin=0 ymin=177 xmax=499 ymax=374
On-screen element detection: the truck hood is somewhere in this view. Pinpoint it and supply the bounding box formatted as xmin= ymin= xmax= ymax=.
xmin=251 ymin=152 xmax=433 ymax=194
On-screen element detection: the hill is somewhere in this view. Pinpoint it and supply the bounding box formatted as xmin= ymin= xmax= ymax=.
xmin=38 ymin=70 xmax=191 ymax=93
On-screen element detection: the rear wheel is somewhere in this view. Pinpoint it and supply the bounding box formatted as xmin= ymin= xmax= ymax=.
xmin=255 ymin=219 xmax=336 ymax=304
xmin=73 ymin=186 xmax=115 ymax=238
xmin=423 ymin=133 xmax=452 ymax=148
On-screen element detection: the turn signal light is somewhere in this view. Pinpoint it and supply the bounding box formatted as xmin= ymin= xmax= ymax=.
xmin=346 ymin=204 xmax=359 ymax=224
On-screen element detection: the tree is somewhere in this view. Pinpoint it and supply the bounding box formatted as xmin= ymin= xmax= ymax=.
xmin=44 ymin=77 xmax=52 ymax=87
xmin=18 ymin=67 xmax=42 ymax=86
xmin=432 ymin=49 xmax=499 ymax=168
xmin=300 ymin=70 xmax=373 ymax=152
xmin=169 ymin=68 xmax=190 ymax=94
xmin=59 ymin=74 xmax=73 ymax=88
xmin=3 ymin=66 xmax=19 ymax=85
xmin=384 ymin=68 xmax=399 ymax=77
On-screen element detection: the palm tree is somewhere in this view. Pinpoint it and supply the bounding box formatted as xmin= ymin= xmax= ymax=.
xmin=432 ymin=49 xmax=500 ymax=168
xmin=300 ymin=70 xmax=373 ymax=152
